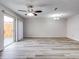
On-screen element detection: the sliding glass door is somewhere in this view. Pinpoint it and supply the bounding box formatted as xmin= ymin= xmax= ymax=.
xmin=4 ymin=15 xmax=15 ymax=47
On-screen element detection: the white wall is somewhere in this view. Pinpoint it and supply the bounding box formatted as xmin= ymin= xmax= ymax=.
xmin=0 ymin=4 xmax=23 ymax=51
xmin=67 ymin=15 xmax=79 ymax=41
xmin=24 ymin=17 xmax=67 ymax=37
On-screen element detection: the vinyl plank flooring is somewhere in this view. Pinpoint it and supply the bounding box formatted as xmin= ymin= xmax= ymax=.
xmin=0 ymin=38 xmax=79 ymax=59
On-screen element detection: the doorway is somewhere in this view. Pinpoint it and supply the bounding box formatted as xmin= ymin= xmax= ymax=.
xmin=4 ymin=15 xmax=15 ymax=47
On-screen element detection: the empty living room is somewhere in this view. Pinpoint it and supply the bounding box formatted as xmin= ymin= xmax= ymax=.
xmin=0 ymin=0 xmax=79 ymax=59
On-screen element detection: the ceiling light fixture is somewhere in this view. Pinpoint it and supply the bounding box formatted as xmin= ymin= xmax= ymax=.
xmin=49 ymin=13 xmax=64 ymax=20
xmin=27 ymin=13 xmax=34 ymax=16
xmin=50 ymin=13 xmax=64 ymax=18
xmin=53 ymin=17 xmax=60 ymax=20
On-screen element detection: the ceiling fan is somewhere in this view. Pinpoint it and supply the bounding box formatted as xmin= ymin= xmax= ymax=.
xmin=18 ymin=5 xmax=42 ymax=16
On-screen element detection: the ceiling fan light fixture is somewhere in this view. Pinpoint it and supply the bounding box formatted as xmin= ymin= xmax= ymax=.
xmin=18 ymin=4 xmax=42 ymax=16
xmin=27 ymin=13 xmax=34 ymax=16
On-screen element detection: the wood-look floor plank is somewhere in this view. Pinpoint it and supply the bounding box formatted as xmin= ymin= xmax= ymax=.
xmin=0 ymin=38 xmax=79 ymax=59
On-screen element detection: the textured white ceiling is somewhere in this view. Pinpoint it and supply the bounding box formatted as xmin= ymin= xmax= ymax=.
xmin=0 ymin=0 xmax=79 ymax=18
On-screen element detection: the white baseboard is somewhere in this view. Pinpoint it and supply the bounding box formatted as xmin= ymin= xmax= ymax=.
xmin=24 ymin=37 xmax=67 ymax=39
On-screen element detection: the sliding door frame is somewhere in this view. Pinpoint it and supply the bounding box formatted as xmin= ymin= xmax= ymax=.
xmin=3 ymin=13 xmax=17 ymax=47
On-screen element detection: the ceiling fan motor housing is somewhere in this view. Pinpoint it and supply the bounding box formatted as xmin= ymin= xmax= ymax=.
xmin=28 ymin=5 xmax=33 ymax=8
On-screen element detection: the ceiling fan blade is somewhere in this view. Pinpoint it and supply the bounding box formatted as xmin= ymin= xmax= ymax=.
xmin=35 ymin=10 xmax=42 ymax=13
xmin=33 ymin=13 xmax=37 ymax=16
xmin=18 ymin=10 xmax=27 ymax=12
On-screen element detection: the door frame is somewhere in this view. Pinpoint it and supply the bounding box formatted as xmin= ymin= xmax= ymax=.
xmin=3 ymin=13 xmax=17 ymax=47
